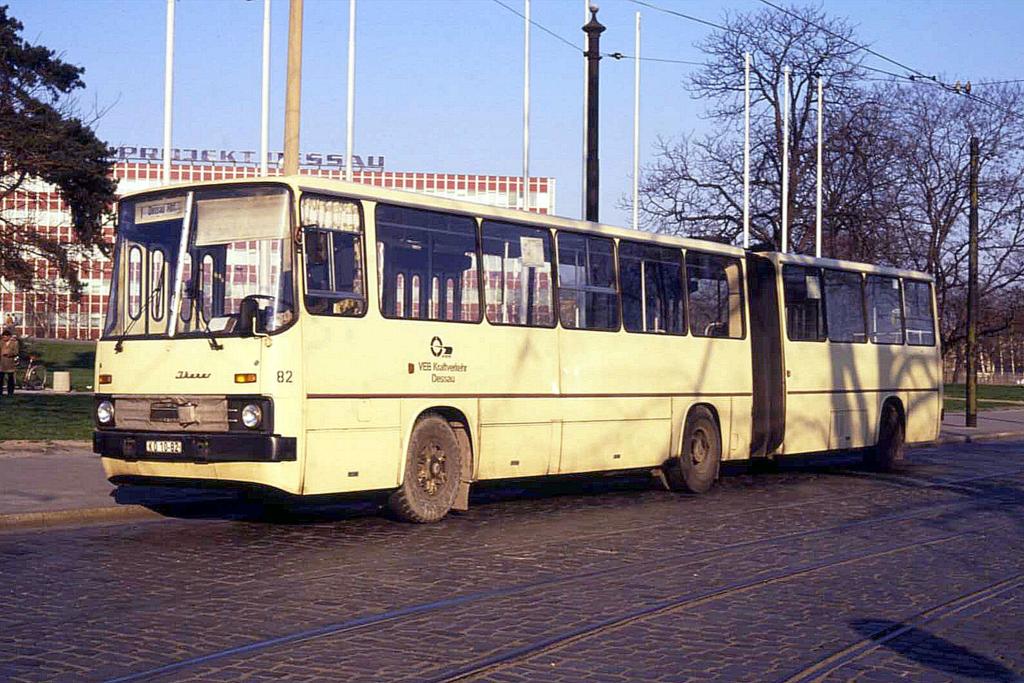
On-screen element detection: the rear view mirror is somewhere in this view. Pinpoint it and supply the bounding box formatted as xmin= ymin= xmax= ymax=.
xmin=238 ymin=295 xmax=264 ymax=336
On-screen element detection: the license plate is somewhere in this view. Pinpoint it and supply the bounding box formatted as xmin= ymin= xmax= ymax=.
xmin=146 ymin=440 xmax=183 ymax=455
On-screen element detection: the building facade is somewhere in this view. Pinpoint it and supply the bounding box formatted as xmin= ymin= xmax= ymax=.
xmin=0 ymin=162 xmax=555 ymax=340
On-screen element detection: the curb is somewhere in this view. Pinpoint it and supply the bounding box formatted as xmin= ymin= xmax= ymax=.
xmin=0 ymin=504 xmax=165 ymax=533
xmin=934 ymin=430 xmax=1024 ymax=446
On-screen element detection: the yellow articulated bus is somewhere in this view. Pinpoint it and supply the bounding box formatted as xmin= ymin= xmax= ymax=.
xmin=94 ymin=177 xmax=942 ymax=522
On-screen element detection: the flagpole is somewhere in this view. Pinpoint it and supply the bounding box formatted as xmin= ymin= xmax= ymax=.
xmin=260 ymin=0 xmax=271 ymax=176
xmin=781 ymin=65 xmax=790 ymax=253
xmin=816 ymin=75 xmax=823 ymax=258
xmin=743 ymin=51 xmax=750 ymax=249
xmin=345 ymin=0 xmax=356 ymax=182
xmin=580 ymin=0 xmax=588 ymax=219
xmin=162 ymin=0 xmax=175 ymax=184
xmin=632 ymin=11 xmax=640 ymax=230
xmin=522 ymin=0 xmax=531 ymax=211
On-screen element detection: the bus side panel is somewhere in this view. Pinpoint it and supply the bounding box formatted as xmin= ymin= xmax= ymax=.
xmin=902 ymin=342 xmax=943 ymax=443
xmin=478 ymin=398 xmax=560 ymax=479
xmin=472 ymin=326 xmax=562 ymax=481
xmin=302 ymin=398 xmax=402 ymax=495
xmin=725 ymin=395 xmax=752 ymax=460
xmin=904 ymin=389 xmax=941 ymax=443
xmin=557 ymin=330 xmax=750 ymax=473
xmin=784 ymin=342 xmax=884 ymax=454
xmin=557 ymin=397 xmax=671 ymax=474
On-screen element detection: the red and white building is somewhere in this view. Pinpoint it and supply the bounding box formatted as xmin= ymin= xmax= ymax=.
xmin=0 ymin=160 xmax=556 ymax=340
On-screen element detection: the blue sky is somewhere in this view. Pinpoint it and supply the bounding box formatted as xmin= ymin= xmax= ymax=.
xmin=9 ymin=0 xmax=1024 ymax=225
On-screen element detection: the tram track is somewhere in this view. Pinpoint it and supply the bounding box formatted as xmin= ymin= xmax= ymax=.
xmin=778 ymin=571 xmax=1024 ymax=683
xmin=98 ymin=468 xmax=1024 ymax=683
xmin=441 ymin=464 xmax=1024 ymax=569
xmin=423 ymin=532 xmax=975 ymax=682
xmin=13 ymin=461 xmax=1019 ymax=652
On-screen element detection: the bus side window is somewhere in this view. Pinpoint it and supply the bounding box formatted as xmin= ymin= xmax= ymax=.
xmin=376 ymin=204 xmax=480 ymax=322
xmin=865 ymin=274 xmax=904 ymax=344
xmin=557 ymin=232 xmax=619 ymax=331
xmin=127 ymin=245 xmax=143 ymax=322
xmin=903 ymin=280 xmax=936 ymax=346
xmin=481 ymin=220 xmax=555 ymax=327
xmin=782 ymin=265 xmax=826 ymax=342
xmin=200 ymin=253 xmax=215 ymax=321
xmin=823 ymin=269 xmax=866 ymax=343
xmin=179 ymin=252 xmax=194 ymax=325
xmin=620 ymin=241 xmax=685 ymax=335
xmin=151 ymin=249 xmax=166 ymax=323
xmin=301 ymin=196 xmax=366 ymax=317
xmin=685 ymin=251 xmax=744 ymax=339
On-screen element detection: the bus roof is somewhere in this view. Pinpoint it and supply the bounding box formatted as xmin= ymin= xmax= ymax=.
xmin=767 ymin=251 xmax=934 ymax=282
xmin=119 ymin=175 xmax=932 ymax=281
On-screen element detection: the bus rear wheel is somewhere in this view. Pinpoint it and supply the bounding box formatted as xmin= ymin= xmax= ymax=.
xmin=867 ymin=403 xmax=905 ymax=472
xmin=389 ymin=415 xmax=462 ymax=523
xmin=666 ymin=407 xmax=722 ymax=494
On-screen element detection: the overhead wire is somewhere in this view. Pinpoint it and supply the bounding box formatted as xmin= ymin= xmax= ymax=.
xmin=491 ymin=0 xmax=706 ymax=69
xmin=490 ymin=0 xmax=1022 ymax=122
xmin=755 ymin=0 xmax=931 ymax=80
xmin=632 ymin=0 xmax=1024 ymax=123
xmin=973 ymin=79 xmax=1024 ymax=86
xmin=606 ymin=52 xmax=704 ymax=66
xmin=627 ymin=0 xmax=728 ymax=32
xmin=489 ymin=0 xmax=580 ymax=53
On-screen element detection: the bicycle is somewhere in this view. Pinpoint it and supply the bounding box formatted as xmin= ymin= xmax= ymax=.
xmin=16 ymin=355 xmax=47 ymax=390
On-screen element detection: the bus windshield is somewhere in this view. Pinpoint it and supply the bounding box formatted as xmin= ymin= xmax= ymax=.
xmin=102 ymin=185 xmax=294 ymax=340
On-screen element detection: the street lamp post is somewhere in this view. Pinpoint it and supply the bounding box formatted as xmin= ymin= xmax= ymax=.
xmin=583 ymin=6 xmax=604 ymax=223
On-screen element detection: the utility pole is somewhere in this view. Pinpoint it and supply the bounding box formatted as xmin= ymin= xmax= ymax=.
xmin=966 ymin=135 xmax=980 ymax=427
xmin=260 ymin=0 xmax=271 ymax=176
xmin=583 ymin=6 xmax=604 ymax=223
xmin=283 ymin=0 xmax=304 ymax=176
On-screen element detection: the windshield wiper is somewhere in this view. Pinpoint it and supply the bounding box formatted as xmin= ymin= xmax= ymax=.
xmin=114 ymin=270 xmax=165 ymax=353
xmin=194 ymin=298 xmax=224 ymax=351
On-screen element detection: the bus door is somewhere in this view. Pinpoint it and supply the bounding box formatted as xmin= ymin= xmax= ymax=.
xmin=745 ymin=253 xmax=785 ymax=457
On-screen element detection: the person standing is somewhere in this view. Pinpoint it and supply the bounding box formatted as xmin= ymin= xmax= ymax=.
xmin=0 ymin=327 xmax=18 ymax=397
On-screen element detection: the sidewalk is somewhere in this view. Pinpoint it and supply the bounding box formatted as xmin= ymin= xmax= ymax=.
xmin=937 ymin=408 xmax=1024 ymax=443
xmin=3 ymin=410 xmax=1024 ymax=532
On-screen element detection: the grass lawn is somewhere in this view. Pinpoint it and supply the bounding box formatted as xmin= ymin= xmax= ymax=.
xmin=16 ymin=338 xmax=95 ymax=391
xmin=943 ymin=383 xmax=1024 ymax=413
xmin=0 ymin=394 xmax=94 ymax=440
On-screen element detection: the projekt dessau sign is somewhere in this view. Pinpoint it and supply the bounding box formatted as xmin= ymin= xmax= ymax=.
xmin=112 ymin=146 xmax=385 ymax=171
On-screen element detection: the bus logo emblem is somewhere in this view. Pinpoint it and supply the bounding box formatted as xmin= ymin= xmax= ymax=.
xmin=430 ymin=336 xmax=452 ymax=358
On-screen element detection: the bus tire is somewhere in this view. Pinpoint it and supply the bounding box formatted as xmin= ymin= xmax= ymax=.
xmin=666 ymin=407 xmax=722 ymax=494
xmin=867 ymin=402 xmax=905 ymax=472
xmin=389 ymin=415 xmax=462 ymax=523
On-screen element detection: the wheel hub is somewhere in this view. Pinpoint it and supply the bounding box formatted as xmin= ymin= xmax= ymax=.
xmin=690 ymin=429 xmax=709 ymax=467
xmin=416 ymin=442 xmax=448 ymax=496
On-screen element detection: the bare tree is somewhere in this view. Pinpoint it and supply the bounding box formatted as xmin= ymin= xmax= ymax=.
xmin=881 ymin=83 xmax=1024 ymax=352
xmin=635 ymin=4 xmax=866 ymax=249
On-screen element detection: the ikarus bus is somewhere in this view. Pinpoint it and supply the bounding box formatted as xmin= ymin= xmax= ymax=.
xmin=94 ymin=176 xmax=942 ymax=522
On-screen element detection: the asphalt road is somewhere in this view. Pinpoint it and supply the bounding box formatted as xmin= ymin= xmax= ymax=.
xmin=2 ymin=441 xmax=1023 ymax=683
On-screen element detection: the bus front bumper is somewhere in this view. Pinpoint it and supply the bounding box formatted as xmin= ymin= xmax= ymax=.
xmin=94 ymin=431 xmax=297 ymax=463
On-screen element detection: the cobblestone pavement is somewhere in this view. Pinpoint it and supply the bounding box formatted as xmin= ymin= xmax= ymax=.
xmin=1 ymin=441 xmax=1023 ymax=683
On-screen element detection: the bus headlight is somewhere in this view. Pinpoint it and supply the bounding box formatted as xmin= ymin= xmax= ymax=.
xmin=241 ymin=403 xmax=263 ymax=429
xmin=96 ymin=400 xmax=115 ymax=426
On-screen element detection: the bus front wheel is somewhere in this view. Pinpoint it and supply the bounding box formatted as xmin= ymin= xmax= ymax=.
xmin=389 ymin=415 xmax=463 ymax=523
xmin=666 ymin=407 xmax=722 ymax=494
